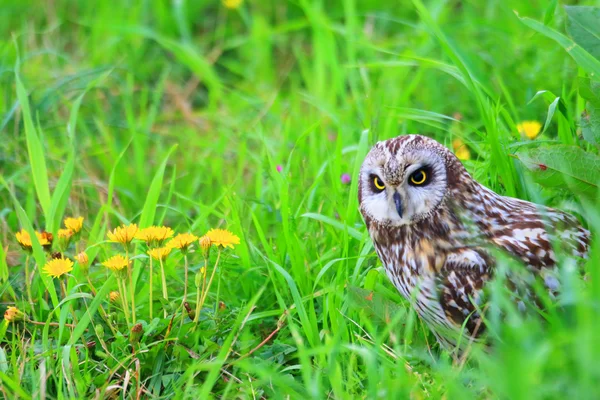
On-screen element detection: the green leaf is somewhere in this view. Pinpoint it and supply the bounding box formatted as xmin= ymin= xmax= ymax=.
xmin=0 ymin=240 xmax=8 ymax=283
xmin=1 ymin=177 xmax=59 ymax=307
xmin=514 ymin=145 xmax=600 ymax=197
xmin=565 ymin=6 xmax=600 ymax=61
xmin=15 ymin=70 xmax=51 ymax=220
xmin=132 ymin=144 xmax=177 ymax=284
xmin=516 ymin=13 xmax=600 ymax=77
xmin=579 ymin=78 xmax=600 ymax=144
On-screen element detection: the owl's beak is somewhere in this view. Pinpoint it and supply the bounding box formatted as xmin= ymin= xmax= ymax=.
xmin=393 ymin=192 xmax=403 ymax=218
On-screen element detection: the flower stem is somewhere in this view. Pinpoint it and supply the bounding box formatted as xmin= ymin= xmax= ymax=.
xmin=193 ymin=257 xmax=208 ymax=323
xmin=118 ymin=277 xmax=131 ymax=327
xmin=198 ymin=249 xmax=221 ymax=311
xmin=159 ymin=258 xmax=169 ymax=305
xmin=126 ymin=249 xmax=136 ymax=324
xmin=179 ymin=254 xmax=190 ymax=331
xmin=149 ymin=257 xmax=153 ymax=321
xmin=24 ymin=255 xmax=33 ymax=307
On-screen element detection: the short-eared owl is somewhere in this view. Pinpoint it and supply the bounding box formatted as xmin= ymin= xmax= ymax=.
xmin=358 ymin=135 xmax=590 ymax=350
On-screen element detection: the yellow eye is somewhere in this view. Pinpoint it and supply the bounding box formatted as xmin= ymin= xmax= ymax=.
xmin=410 ymin=169 xmax=427 ymax=185
xmin=373 ymin=176 xmax=385 ymax=191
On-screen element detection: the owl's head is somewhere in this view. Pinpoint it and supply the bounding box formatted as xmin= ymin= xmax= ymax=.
xmin=358 ymin=134 xmax=466 ymax=227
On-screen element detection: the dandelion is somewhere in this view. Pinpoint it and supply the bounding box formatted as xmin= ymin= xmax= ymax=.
xmin=107 ymin=224 xmax=138 ymax=246
xmin=137 ymin=226 xmax=174 ymax=247
xmin=4 ymin=306 xmax=24 ymax=323
xmin=167 ymin=233 xmax=198 ymax=253
xmin=341 ymin=173 xmax=351 ymax=185
xmin=16 ymin=229 xmax=51 ymax=251
xmin=148 ymin=246 xmax=172 ymax=261
xmin=195 ymin=228 xmax=239 ymax=323
xmin=205 ymin=228 xmax=240 ymax=249
xmin=75 ymin=251 xmax=89 ymax=267
xmin=42 ymin=257 xmax=74 ymax=279
xmin=39 ymin=231 xmax=53 ymax=251
xmin=58 ymin=229 xmax=74 ymax=239
xmin=130 ymin=323 xmax=144 ymax=345
xmin=102 ymin=255 xmax=129 ymax=272
xmin=517 ymin=120 xmax=542 ymax=140
xmin=109 ymin=291 xmax=120 ymax=303
xmin=57 ymin=229 xmax=74 ymax=250
xmin=64 ymin=217 xmax=84 ymax=233
xmin=102 ymin=255 xmax=131 ymax=325
xmin=222 ymin=0 xmax=243 ymax=9
xmin=198 ymin=235 xmax=212 ymax=258
xmin=452 ymin=138 xmax=471 ymax=161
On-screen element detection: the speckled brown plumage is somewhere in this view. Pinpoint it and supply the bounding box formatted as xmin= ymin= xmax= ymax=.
xmin=358 ymin=135 xmax=590 ymax=350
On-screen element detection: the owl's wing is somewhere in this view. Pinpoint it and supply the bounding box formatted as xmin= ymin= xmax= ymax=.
xmin=489 ymin=208 xmax=590 ymax=270
xmin=436 ymin=247 xmax=492 ymax=338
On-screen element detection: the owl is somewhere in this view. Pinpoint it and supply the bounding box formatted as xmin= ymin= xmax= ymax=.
xmin=358 ymin=134 xmax=590 ymax=350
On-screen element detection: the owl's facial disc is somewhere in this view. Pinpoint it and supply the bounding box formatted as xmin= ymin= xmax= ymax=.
xmin=359 ymin=143 xmax=448 ymax=226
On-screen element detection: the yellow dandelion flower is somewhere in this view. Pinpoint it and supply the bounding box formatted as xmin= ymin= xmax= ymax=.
xmin=198 ymin=235 xmax=211 ymax=257
xmin=205 ymin=229 xmax=240 ymax=249
xmin=75 ymin=251 xmax=89 ymax=267
xmin=64 ymin=217 xmax=84 ymax=233
xmin=452 ymin=138 xmax=471 ymax=161
xmin=42 ymin=257 xmax=74 ymax=279
xmin=148 ymin=246 xmax=172 ymax=261
xmin=136 ymin=226 xmax=174 ymax=245
xmin=16 ymin=229 xmax=33 ymax=250
xmin=4 ymin=306 xmax=24 ymax=323
xmin=222 ymin=0 xmax=243 ymax=9
xmin=167 ymin=233 xmax=198 ymax=251
xmin=517 ymin=120 xmax=542 ymax=140
xmin=16 ymin=229 xmax=52 ymax=251
xmin=107 ymin=224 xmax=138 ymax=245
xmin=38 ymin=231 xmax=53 ymax=249
xmin=58 ymin=229 xmax=74 ymax=239
xmin=102 ymin=255 xmax=129 ymax=272
xmin=109 ymin=291 xmax=120 ymax=302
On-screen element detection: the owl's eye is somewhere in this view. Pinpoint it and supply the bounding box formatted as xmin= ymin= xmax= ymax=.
xmin=409 ymin=169 xmax=428 ymax=186
xmin=372 ymin=175 xmax=385 ymax=192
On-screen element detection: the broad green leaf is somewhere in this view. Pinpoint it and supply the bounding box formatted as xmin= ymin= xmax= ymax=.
xmin=515 ymin=145 xmax=600 ymax=198
xmin=565 ymin=6 xmax=600 ymax=61
xmin=517 ymin=13 xmax=600 ymax=77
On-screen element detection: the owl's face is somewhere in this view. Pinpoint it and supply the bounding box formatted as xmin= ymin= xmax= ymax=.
xmin=358 ymin=135 xmax=454 ymax=227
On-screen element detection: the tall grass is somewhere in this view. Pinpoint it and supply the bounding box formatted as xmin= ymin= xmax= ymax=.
xmin=1 ymin=0 xmax=599 ymax=398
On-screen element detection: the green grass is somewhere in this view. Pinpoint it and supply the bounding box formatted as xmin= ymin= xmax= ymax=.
xmin=1 ymin=0 xmax=600 ymax=398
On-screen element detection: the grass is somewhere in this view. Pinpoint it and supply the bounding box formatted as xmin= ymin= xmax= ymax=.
xmin=1 ymin=0 xmax=600 ymax=398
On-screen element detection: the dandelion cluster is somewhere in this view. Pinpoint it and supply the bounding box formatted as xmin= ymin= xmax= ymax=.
xmin=11 ymin=215 xmax=241 ymax=332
